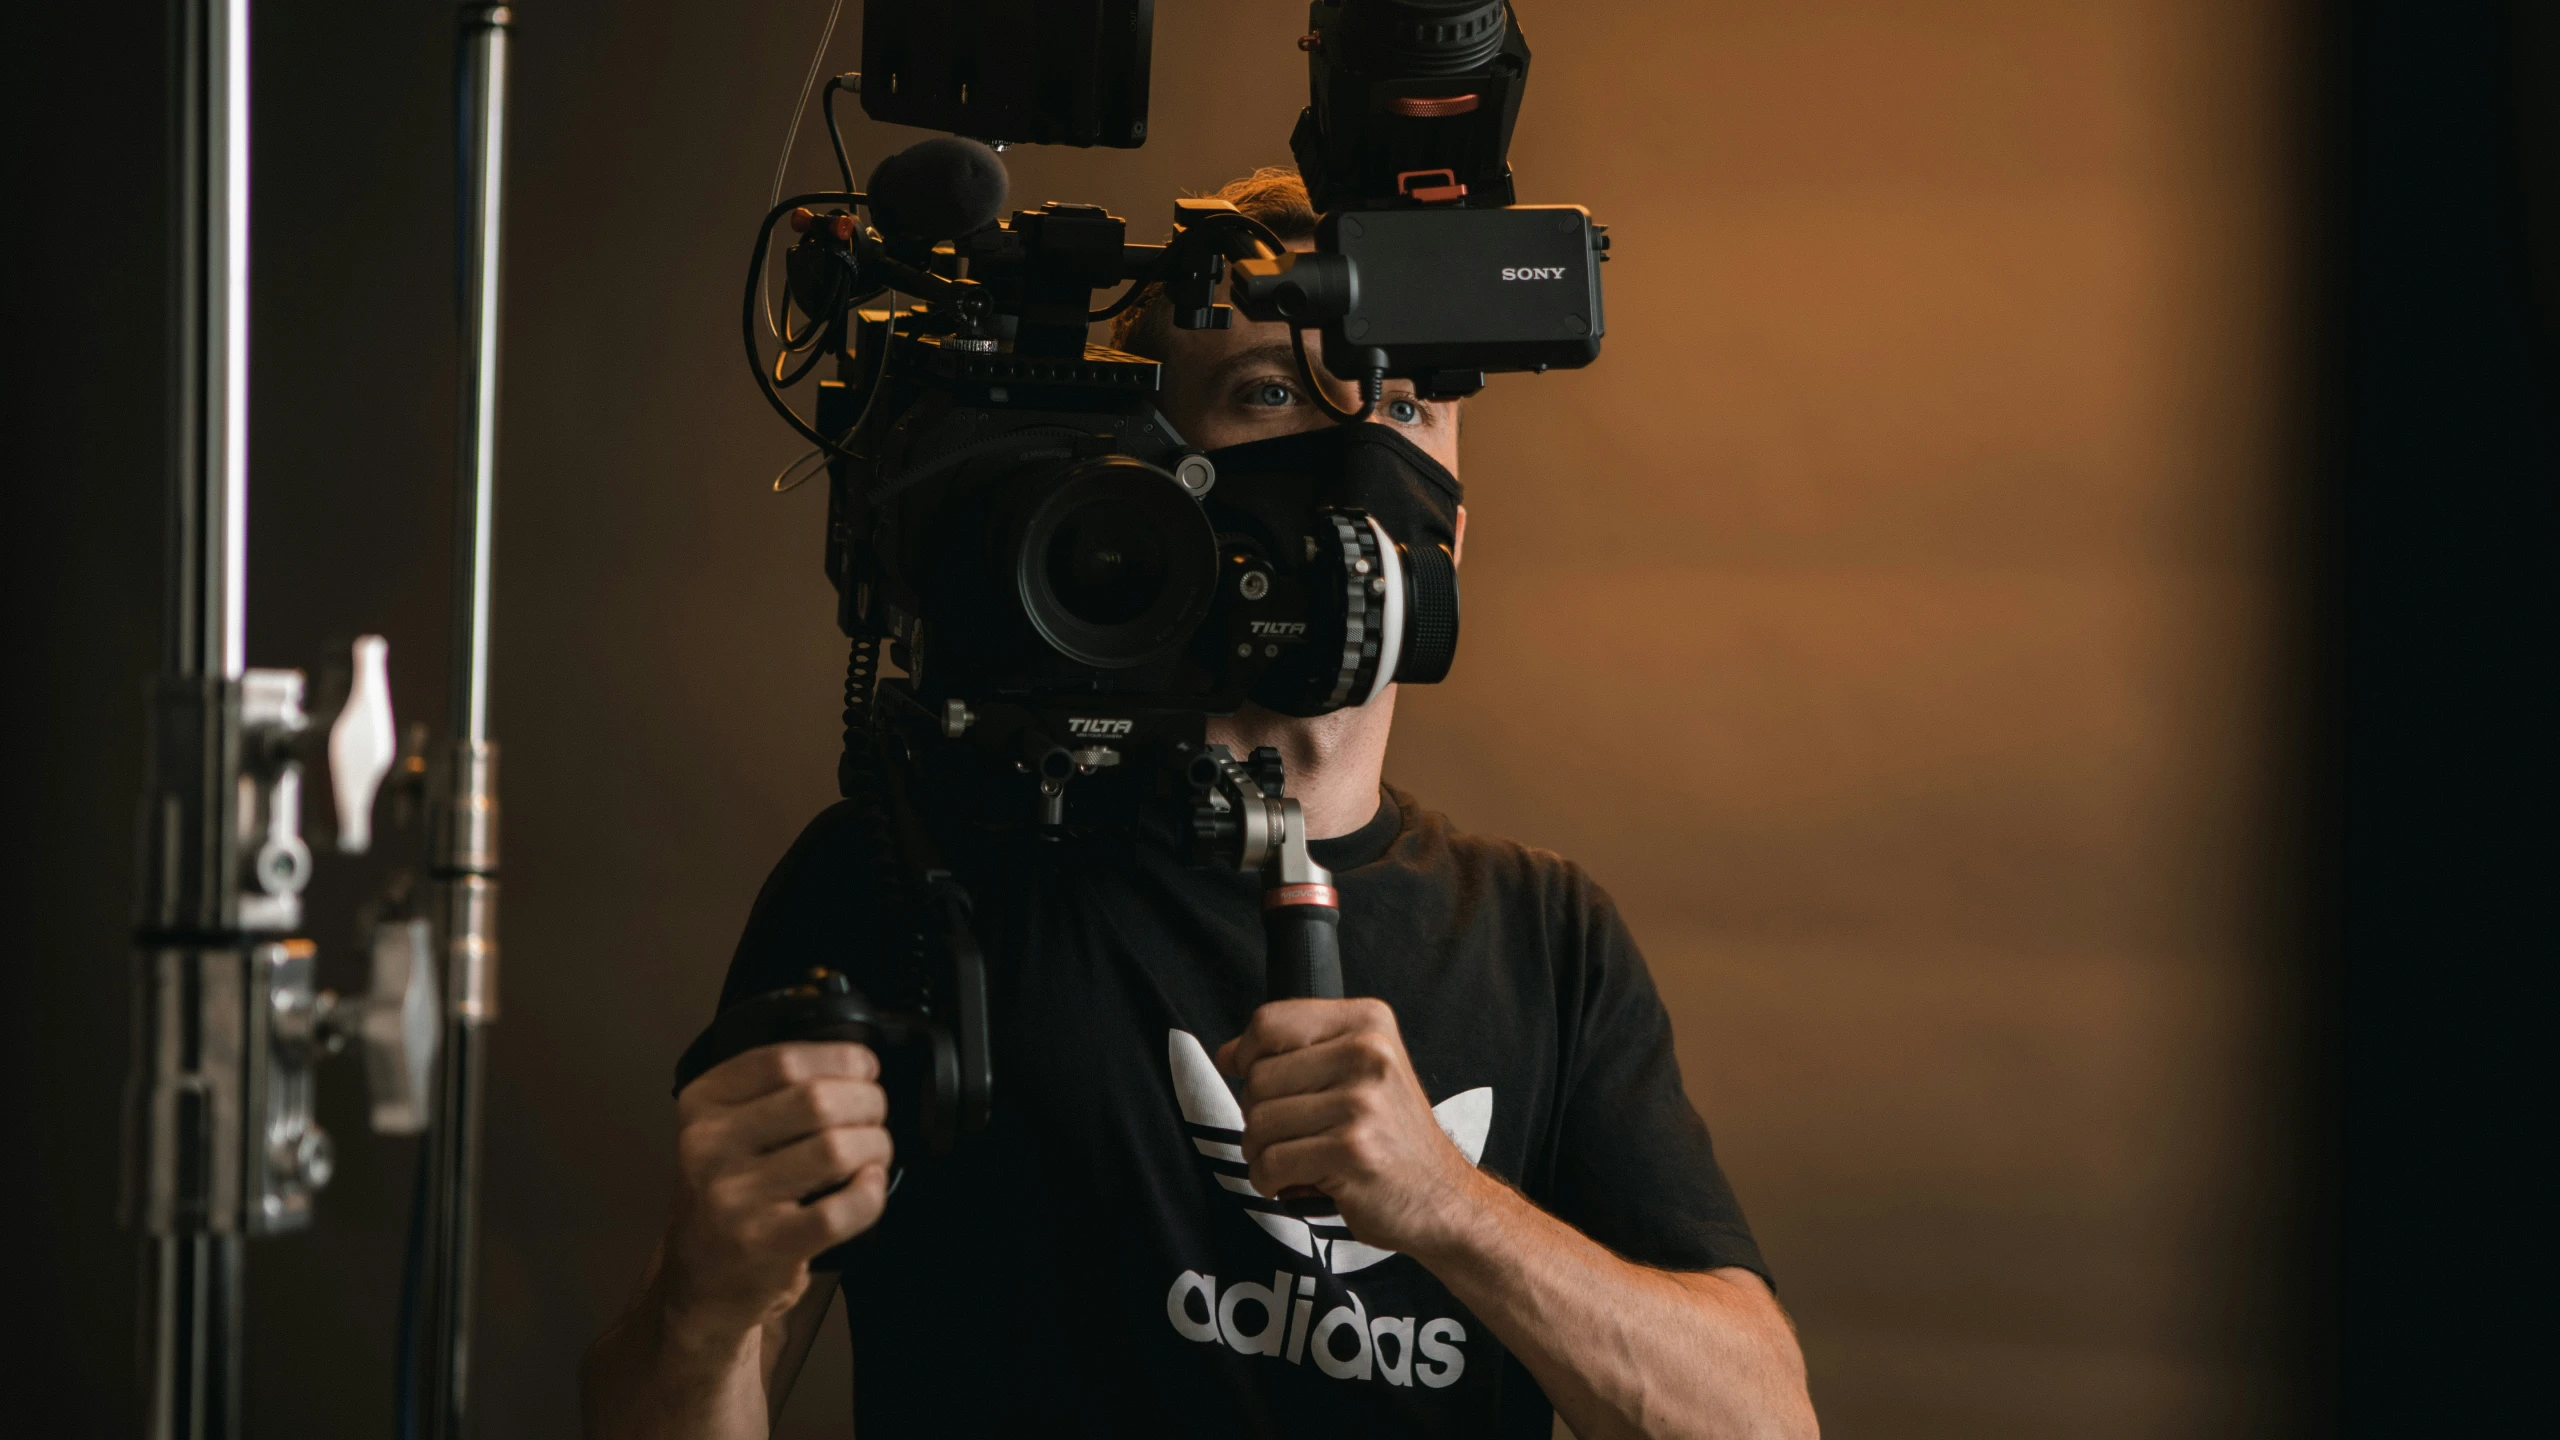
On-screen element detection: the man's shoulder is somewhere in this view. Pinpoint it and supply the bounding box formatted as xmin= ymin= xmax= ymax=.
xmin=741 ymin=797 xmax=869 ymax=883
xmin=1380 ymin=785 xmax=1619 ymax=926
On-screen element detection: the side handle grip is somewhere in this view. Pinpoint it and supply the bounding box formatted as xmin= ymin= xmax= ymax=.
xmin=1263 ymin=885 xmax=1343 ymax=1001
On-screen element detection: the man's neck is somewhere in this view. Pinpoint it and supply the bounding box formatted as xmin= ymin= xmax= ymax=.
xmin=1203 ymin=688 xmax=1397 ymax=841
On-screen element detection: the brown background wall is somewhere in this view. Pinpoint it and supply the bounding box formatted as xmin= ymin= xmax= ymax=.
xmin=5 ymin=2 xmax=2313 ymax=1435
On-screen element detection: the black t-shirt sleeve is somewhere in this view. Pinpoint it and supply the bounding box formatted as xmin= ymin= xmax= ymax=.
xmin=715 ymin=800 xmax=873 ymax=1015
xmin=1545 ymin=879 xmax=1771 ymax=1284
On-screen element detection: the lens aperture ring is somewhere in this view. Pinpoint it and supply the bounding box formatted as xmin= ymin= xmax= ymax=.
xmin=1319 ymin=510 xmax=1389 ymax=708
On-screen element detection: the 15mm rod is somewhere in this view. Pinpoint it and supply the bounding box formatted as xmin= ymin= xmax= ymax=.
xmin=416 ymin=8 xmax=511 ymax=1438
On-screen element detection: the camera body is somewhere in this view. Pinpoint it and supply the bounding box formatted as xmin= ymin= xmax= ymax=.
xmin=814 ymin=307 xmax=1450 ymax=758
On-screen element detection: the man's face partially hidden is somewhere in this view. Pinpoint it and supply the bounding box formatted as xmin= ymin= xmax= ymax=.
xmin=1148 ymin=247 xmax=1466 ymax=483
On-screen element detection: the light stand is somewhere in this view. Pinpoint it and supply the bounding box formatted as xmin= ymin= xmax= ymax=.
xmin=125 ymin=3 xmax=435 ymax=1434
xmin=414 ymin=9 xmax=513 ymax=1438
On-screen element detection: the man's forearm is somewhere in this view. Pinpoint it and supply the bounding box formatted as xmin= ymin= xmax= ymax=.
xmin=579 ymin=1269 xmax=772 ymax=1440
xmin=1410 ymin=1173 xmax=1816 ymax=1440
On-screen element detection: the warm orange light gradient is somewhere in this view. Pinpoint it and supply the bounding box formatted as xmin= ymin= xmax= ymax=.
xmin=472 ymin=4 xmax=2306 ymax=1435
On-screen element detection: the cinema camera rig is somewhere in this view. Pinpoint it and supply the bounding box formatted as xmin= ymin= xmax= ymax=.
xmin=686 ymin=1 xmax=1608 ymax=1184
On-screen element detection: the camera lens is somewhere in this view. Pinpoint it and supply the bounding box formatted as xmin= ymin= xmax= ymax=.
xmin=1017 ymin=457 xmax=1217 ymax=669
xmin=1045 ymin=503 xmax=1168 ymax=626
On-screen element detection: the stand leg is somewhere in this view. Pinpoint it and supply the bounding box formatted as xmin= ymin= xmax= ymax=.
xmin=141 ymin=1234 xmax=242 ymax=1440
xmin=420 ymin=1021 xmax=488 ymax=1439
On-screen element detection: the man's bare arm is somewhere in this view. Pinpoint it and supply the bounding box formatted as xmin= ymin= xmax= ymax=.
xmin=1223 ymin=1000 xmax=1816 ymax=1440
xmin=762 ymin=1272 xmax=840 ymax=1425
xmin=581 ymin=1239 xmax=787 ymax=1438
xmin=1415 ymin=1181 xmax=1812 ymax=1440
xmin=580 ymin=1044 xmax=888 ymax=1439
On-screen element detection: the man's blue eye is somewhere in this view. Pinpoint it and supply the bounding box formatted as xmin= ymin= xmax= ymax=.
xmin=1385 ymin=397 xmax=1423 ymax=425
xmin=1250 ymin=382 xmax=1295 ymax=408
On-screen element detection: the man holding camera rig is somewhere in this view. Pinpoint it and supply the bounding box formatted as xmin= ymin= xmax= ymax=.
xmin=582 ymin=167 xmax=1815 ymax=1438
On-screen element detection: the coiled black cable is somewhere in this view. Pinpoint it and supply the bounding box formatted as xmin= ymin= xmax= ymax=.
xmin=835 ymin=637 xmax=935 ymax=1005
xmin=838 ymin=633 xmax=880 ymax=801
xmin=1292 ymin=323 xmax=1383 ymax=424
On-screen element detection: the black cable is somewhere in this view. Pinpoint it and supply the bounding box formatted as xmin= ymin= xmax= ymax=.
xmin=764 ymin=0 xmax=850 ymax=340
xmin=771 ymin=447 xmax=831 ymax=494
xmin=774 ymin=281 xmax=852 ymax=372
xmin=771 ymin=306 xmax=837 ymax=387
xmin=839 ymin=303 xmax=901 ymax=452
xmin=822 ymin=75 xmax=858 ymax=194
xmin=774 ymin=328 xmax=836 ymax=388
xmin=771 ymin=298 xmax=902 ymax=493
xmin=745 ymin=190 xmax=873 ymax=463
xmin=1087 ymin=279 xmax=1147 ymax=324
xmin=781 ymin=304 xmax=835 ymax=354
xmin=1291 ymin=324 xmax=1381 ymax=425
xmin=1178 ymin=211 xmax=1290 ymax=259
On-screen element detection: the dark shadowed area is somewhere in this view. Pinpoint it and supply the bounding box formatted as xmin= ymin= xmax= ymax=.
xmin=7 ymin=1 xmax=2545 ymax=1436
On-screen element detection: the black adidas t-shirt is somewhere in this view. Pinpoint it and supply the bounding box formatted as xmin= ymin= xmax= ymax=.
xmin=716 ymin=785 xmax=1766 ymax=1437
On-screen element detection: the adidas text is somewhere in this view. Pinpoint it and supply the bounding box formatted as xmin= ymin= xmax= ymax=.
xmin=1166 ymin=1268 xmax=1466 ymax=1388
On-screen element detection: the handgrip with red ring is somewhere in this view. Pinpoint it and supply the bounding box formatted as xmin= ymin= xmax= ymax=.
xmin=1263 ymin=880 xmax=1345 ymax=1218
xmin=1263 ymin=881 xmax=1344 ymax=1000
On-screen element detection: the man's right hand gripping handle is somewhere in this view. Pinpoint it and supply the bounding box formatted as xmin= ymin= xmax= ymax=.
xmin=580 ymin=1042 xmax=893 ymax=1439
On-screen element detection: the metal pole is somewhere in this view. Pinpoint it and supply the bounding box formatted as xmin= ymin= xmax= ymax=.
xmin=132 ymin=0 xmax=253 ymax=1434
xmin=146 ymin=0 xmax=255 ymax=686
xmin=421 ymin=8 xmax=511 ymax=1437
xmin=453 ymin=5 xmax=508 ymax=754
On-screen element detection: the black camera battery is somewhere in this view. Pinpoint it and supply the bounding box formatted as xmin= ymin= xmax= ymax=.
xmin=1316 ymin=204 xmax=1607 ymax=381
